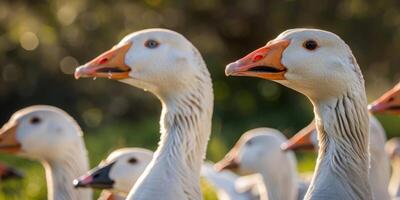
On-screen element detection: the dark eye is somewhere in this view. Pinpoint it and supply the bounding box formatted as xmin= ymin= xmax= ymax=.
xmin=128 ymin=157 xmax=137 ymax=164
xmin=389 ymin=97 xmax=395 ymax=102
xmin=145 ymin=40 xmax=159 ymax=49
xmin=30 ymin=117 xmax=41 ymax=124
xmin=303 ymin=40 xmax=318 ymax=51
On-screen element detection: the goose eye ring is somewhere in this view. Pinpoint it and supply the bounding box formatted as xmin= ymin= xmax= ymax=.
xmin=145 ymin=40 xmax=159 ymax=49
xmin=303 ymin=40 xmax=318 ymax=51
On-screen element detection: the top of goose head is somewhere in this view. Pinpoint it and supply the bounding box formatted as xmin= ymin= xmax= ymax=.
xmin=75 ymin=28 xmax=208 ymax=99
xmin=0 ymin=105 xmax=83 ymax=161
xmin=226 ymin=28 xmax=362 ymax=101
xmin=74 ymin=148 xmax=153 ymax=195
xmin=369 ymin=82 xmax=400 ymax=114
xmin=214 ymin=128 xmax=290 ymax=175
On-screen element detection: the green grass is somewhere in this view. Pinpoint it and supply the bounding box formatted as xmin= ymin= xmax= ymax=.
xmin=0 ymin=120 xmax=316 ymax=200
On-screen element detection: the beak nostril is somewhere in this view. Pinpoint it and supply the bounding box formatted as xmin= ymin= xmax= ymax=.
xmin=253 ymin=55 xmax=264 ymax=62
xmin=93 ymin=173 xmax=100 ymax=179
xmin=99 ymin=58 xmax=109 ymax=65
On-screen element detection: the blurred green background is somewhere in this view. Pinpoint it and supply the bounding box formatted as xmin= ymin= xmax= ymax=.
xmin=0 ymin=0 xmax=400 ymax=199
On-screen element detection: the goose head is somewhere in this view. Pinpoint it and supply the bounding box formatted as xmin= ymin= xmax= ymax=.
xmin=281 ymin=120 xmax=318 ymax=151
xmin=75 ymin=29 xmax=206 ymax=99
xmin=215 ymin=128 xmax=288 ymax=175
xmin=226 ymin=29 xmax=362 ymax=101
xmin=369 ymin=82 xmax=400 ymax=114
xmin=74 ymin=148 xmax=153 ymax=195
xmin=0 ymin=105 xmax=83 ymax=161
xmin=385 ymin=138 xmax=400 ymax=160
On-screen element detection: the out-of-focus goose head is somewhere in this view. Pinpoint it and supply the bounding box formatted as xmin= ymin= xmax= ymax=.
xmin=0 ymin=105 xmax=83 ymax=161
xmin=369 ymin=82 xmax=400 ymax=114
xmin=75 ymin=28 xmax=206 ymax=99
xmin=215 ymin=128 xmax=290 ymax=175
xmin=74 ymin=148 xmax=153 ymax=195
xmin=226 ymin=29 xmax=362 ymax=101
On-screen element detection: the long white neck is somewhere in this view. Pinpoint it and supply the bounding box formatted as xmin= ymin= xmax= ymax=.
xmin=305 ymin=84 xmax=371 ymax=200
xmin=256 ymin=150 xmax=298 ymax=200
xmin=127 ymin=61 xmax=213 ymax=200
xmin=42 ymin=138 xmax=92 ymax=200
xmin=368 ymin=115 xmax=391 ymax=200
xmin=389 ymin=157 xmax=400 ymax=198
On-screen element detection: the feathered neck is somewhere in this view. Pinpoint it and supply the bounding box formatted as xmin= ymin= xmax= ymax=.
xmin=389 ymin=157 xmax=400 ymax=198
xmin=305 ymin=81 xmax=371 ymax=200
xmin=127 ymin=56 xmax=213 ymax=200
xmin=255 ymin=149 xmax=298 ymax=200
xmin=42 ymin=137 xmax=92 ymax=200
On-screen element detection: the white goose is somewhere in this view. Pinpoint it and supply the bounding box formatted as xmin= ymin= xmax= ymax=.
xmin=369 ymin=82 xmax=400 ymax=199
xmin=75 ymin=29 xmax=213 ymax=200
xmin=74 ymin=148 xmax=153 ymax=199
xmin=386 ymin=138 xmax=400 ymax=199
xmin=283 ymin=115 xmax=391 ymax=200
xmin=214 ymin=128 xmax=300 ymax=200
xmin=226 ymin=29 xmax=372 ymax=199
xmin=0 ymin=105 xmax=92 ymax=200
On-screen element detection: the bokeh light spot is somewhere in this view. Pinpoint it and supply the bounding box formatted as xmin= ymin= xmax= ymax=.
xmin=60 ymin=56 xmax=79 ymax=74
xmin=20 ymin=32 xmax=39 ymax=51
xmin=57 ymin=5 xmax=77 ymax=26
xmin=82 ymin=108 xmax=103 ymax=128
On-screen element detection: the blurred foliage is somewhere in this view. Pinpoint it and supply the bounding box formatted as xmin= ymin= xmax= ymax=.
xmin=0 ymin=0 xmax=400 ymax=199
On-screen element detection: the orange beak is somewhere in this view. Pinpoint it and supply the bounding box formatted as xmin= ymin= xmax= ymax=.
xmin=74 ymin=42 xmax=132 ymax=80
xmin=281 ymin=120 xmax=316 ymax=151
xmin=0 ymin=121 xmax=21 ymax=153
xmin=225 ymin=39 xmax=290 ymax=80
xmin=368 ymin=82 xmax=400 ymax=114
xmin=214 ymin=150 xmax=240 ymax=172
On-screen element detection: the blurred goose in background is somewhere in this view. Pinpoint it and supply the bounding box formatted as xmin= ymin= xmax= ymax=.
xmin=214 ymin=128 xmax=300 ymax=200
xmin=369 ymin=82 xmax=400 ymax=114
xmin=0 ymin=105 xmax=92 ymax=200
xmin=386 ymin=138 xmax=400 ymax=198
xmin=282 ymin=115 xmax=391 ymax=200
xmin=368 ymin=83 xmax=400 ymax=198
xmin=74 ymin=148 xmax=153 ymax=199
xmin=201 ymin=161 xmax=262 ymax=200
xmin=226 ymin=29 xmax=372 ymax=199
xmin=75 ymin=29 xmax=213 ymax=200
xmin=0 ymin=162 xmax=23 ymax=180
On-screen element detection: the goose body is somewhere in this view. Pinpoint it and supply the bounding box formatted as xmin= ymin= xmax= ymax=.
xmin=215 ymin=128 xmax=299 ymax=200
xmin=0 ymin=105 xmax=92 ymax=200
xmin=75 ymin=148 xmax=153 ymax=198
xmin=75 ymin=29 xmax=213 ymax=200
xmin=226 ymin=29 xmax=372 ymax=200
xmin=283 ymin=115 xmax=391 ymax=200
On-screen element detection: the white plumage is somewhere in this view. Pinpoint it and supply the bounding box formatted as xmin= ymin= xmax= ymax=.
xmin=0 ymin=105 xmax=92 ymax=200
xmin=226 ymin=28 xmax=372 ymax=200
xmin=75 ymin=28 xmax=213 ymax=200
